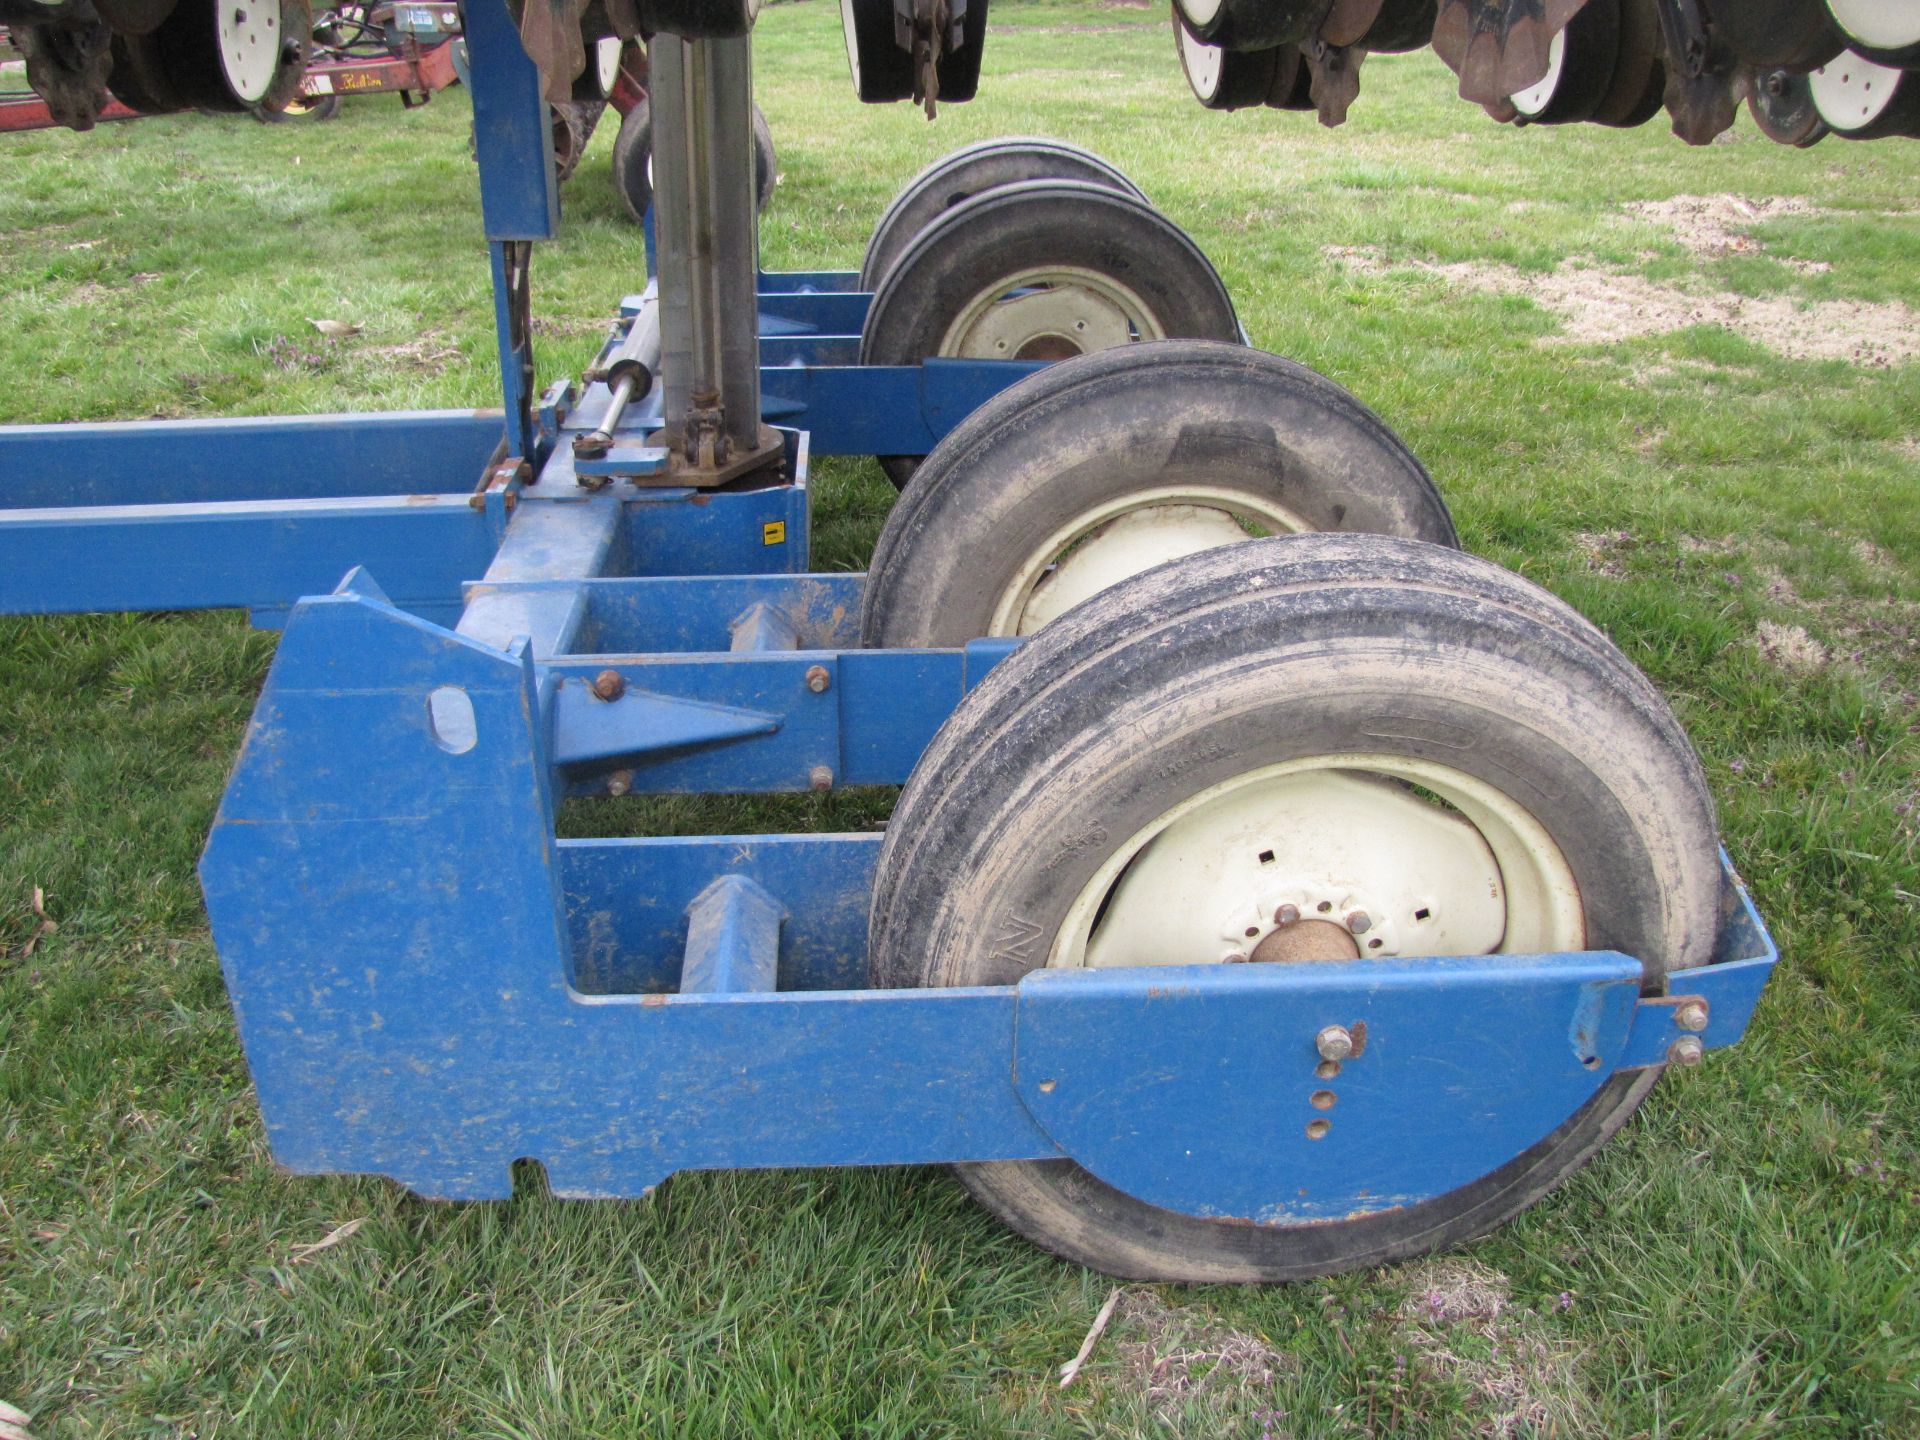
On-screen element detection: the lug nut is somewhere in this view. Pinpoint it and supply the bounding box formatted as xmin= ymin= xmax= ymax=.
xmin=1315 ymin=1025 xmax=1354 ymax=1062
xmin=1345 ymin=910 xmax=1372 ymax=935
xmin=606 ymin=768 xmax=633 ymax=797
xmin=591 ymin=668 xmax=625 ymax=701
xmin=805 ymin=664 xmax=831 ymax=694
xmin=1674 ymin=1000 xmax=1709 ymax=1033
xmin=1222 ymin=950 xmax=1249 ymax=964
xmin=1668 ymin=1035 xmax=1705 ymax=1067
xmin=1274 ymin=903 xmax=1300 ymax=927
xmin=809 ymin=764 xmax=834 ymax=792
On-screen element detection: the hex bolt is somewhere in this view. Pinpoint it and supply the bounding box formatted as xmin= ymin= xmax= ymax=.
xmin=1274 ymin=903 xmax=1300 ymax=927
xmin=805 ymin=664 xmax=831 ymax=695
xmin=809 ymin=764 xmax=834 ymax=792
xmin=1345 ymin=910 xmax=1372 ymax=935
xmin=591 ymin=668 xmax=625 ymax=702
xmin=1674 ymin=1000 xmax=1710 ymax=1033
xmin=1222 ymin=950 xmax=1249 ymax=964
xmin=606 ymin=769 xmax=633 ymax=797
xmin=1315 ymin=1025 xmax=1354 ymax=1062
xmin=1668 ymin=1035 xmax=1705 ymax=1067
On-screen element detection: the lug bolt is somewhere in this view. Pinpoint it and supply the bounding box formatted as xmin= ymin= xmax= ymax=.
xmin=606 ymin=769 xmax=633 ymax=797
xmin=1674 ymin=1000 xmax=1709 ymax=1033
xmin=805 ymin=665 xmax=831 ymax=694
xmin=591 ymin=669 xmax=625 ymax=701
xmin=1274 ymin=903 xmax=1300 ymax=927
xmin=1668 ymin=1035 xmax=1705 ymax=1067
xmin=1345 ymin=910 xmax=1372 ymax=935
xmin=809 ymin=765 xmax=834 ymax=792
xmin=1222 ymin=950 xmax=1249 ymax=964
xmin=1315 ymin=1025 xmax=1354 ymax=1062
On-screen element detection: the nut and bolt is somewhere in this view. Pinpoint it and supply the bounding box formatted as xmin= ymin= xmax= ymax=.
xmin=1345 ymin=910 xmax=1372 ymax=935
xmin=606 ymin=769 xmax=633 ymax=797
xmin=1315 ymin=1024 xmax=1355 ymax=1062
xmin=1273 ymin=903 xmax=1300 ymax=927
xmin=1668 ymin=1035 xmax=1705 ymax=1067
xmin=805 ymin=665 xmax=831 ymax=694
xmin=809 ymin=764 xmax=834 ymax=792
xmin=590 ymin=669 xmax=626 ymax=701
xmin=1674 ymin=1000 xmax=1710 ymax=1033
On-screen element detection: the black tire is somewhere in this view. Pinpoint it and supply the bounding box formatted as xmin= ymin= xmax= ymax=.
xmin=860 ymin=341 xmax=1457 ymax=647
xmin=869 ymin=533 xmax=1722 ymax=1282
xmin=1590 ymin=0 xmax=1666 ymax=126
xmin=255 ymin=89 xmax=339 ymax=121
xmin=149 ymin=0 xmax=309 ymax=111
xmin=861 ymin=137 xmax=1146 ymax=293
xmin=860 ymin=181 xmax=1241 ymax=490
xmin=108 ymin=30 xmax=188 ymax=112
xmin=1748 ymin=68 xmax=1831 ymax=144
xmin=841 ymin=0 xmax=989 ymax=102
xmin=1360 ymin=0 xmax=1434 ymax=51
xmin=1174 ymin=8 xmax=1280 ymax=108
xmin=1176 ymin=0 xmax=1331 ymax=51
xmin=1509 ymin=0 xmax=1620 ymax=124
xmin=1709 ymin=0 xmax=1844 ymax=71
xmin=610 ymin=97 xmax=776 ymax=224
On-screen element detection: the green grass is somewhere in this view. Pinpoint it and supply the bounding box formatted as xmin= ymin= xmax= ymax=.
xmin=4 ymin=2 xmax=1920 ymax=1435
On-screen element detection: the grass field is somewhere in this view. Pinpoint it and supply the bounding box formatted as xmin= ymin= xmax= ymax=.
xmin=4 ymin=2 xmax=1920 ymax=1435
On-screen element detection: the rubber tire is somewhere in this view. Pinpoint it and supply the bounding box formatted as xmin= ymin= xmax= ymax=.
xmin=1175 ymin=9 xmax=1280 ymax=108
xmin=1710 ymin=0 xmax=1844 ymax=72
xmin=861 ymin=137 xmax=1147 ymax=293
xmin=150 ymin=0 xmax=309 ymax=111
xmin=860 ymin=181 xmax=1242 ymax=490
xmin=1176 ymin=0 xmax=1332 ymax=51
xmin=1590 ymin=0 xmax=1666 ymax=127
xmin=842 ymin=0 xmax=988 ymax=101
xmin=610 ymin=97 xmax=776 ymax=224
xmin=108 ymin=30 xmax=188 ymax=112
xmin=1511 ymin=0 xmax=1620 ymax=124
xmin=859 ymin=341 xmax=1458 ymax=647
xmin=1360 ymin=0 xmax=1435 ymax=51
xmin=869 ymin=533 xmax=1722 ymax=1283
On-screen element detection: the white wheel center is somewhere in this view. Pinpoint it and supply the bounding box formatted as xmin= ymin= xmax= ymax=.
xmin=219 ymin=0 xmax=283 ymax=103
xmin=1054 ymin=756 xmax=1586 ymax=973
xmin=1176 ymin=20 xmax=1225 ymax=100
xmin=1510 ymin=28 xmax=1566 ymax=116
xmin=1810 ymin=52 xmax=1904 ymax=129
xmin=1826 ymin=0 xmax=1920 ymax=51
xmin=941 ymin=265 xmax=1161 ymax=363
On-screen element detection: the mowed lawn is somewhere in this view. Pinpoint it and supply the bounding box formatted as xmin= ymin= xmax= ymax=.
xmin=4 ymin=2 xmax=1920 ymax=1435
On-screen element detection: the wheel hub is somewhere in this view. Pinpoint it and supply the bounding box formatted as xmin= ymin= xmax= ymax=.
xmin=218 ymin=0 xmax=282 ymax=102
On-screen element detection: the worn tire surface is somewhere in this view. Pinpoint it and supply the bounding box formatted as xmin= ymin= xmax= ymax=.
xmin=869 ymin=533 xmax=1721 ymax=1281
xmin=861 ymin=183 xmax=1240 ymax=488
xmin=611 ymin=97 xmax=775 ymax=222
xmin=860 ymin=341 xmax=1456 ymax=647
xmin=860 ymin=137 xmax=1145 ymax=292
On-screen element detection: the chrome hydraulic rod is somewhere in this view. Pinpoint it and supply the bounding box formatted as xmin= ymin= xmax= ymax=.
xmin=571 ymin=295 xmax=662 ymax=458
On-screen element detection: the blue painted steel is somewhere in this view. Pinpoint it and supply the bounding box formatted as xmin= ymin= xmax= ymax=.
xmin=464 ymin=0 xmax=558 ymax=241
xmin=551 ymin=677 xmax=780 ymax=771
xmin=0 ymin=409 xmax=503 ymax=509
xmin=0 ymin=495 xmax=499 ymax=619
xmin=1014 ymin=951 xmax=1643 ymax=1221
xmin=680 ymin=876 xmax=784 ymax=994
xmin=1617 ymin=865 xmax=1778 ymax=1068
xmin=760 ymin=358 xmax=1045 ymax=457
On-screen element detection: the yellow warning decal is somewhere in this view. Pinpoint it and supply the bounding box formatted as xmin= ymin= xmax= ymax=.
xmin=763 ymin=521 xmax=787 ymax=545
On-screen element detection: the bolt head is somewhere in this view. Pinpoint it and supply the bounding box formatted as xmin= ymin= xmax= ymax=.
xmin=1274 ymin=903 xmax=1300 ymax=927
xmin=1222 ymin=950 xmax=1248 ymax=964
xmin=591 ymin=668 xmax=625 ymax=701
xmin=606 ymin=769 xmax=633 ymax=797
xmin=1345 ymin=910 xmax=1372 ymax=935
xmin=805 ymin=664 xmax=831 ymax=694
xmin=1668 ymin=1035 xmax=1705 ymax=1067
xmin=1315 ymin=1025 xmax=1354 ymax=1062
xmin=808 ymin=764 xmax=834 ymax=792
xmin=1674 ymin=1001 xmax=1709 ymax=1033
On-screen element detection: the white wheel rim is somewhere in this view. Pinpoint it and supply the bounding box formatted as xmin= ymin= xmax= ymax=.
xmin=940 ymin=264 xmax=1163 ymax=366
xmin=1052 ymin=755 xmax=1586 ymax=972
xmin=986 ymin=485 xmax=1313 ymax=637
xmin=1825 ymin=0 xmax=1920 ymax=51
xmin=1510 ymin=28 xmax=1566 ymax=116
xmin=1810 ymin=51 xmax=1904 ymax=128
xmin=595 ymin=36 xmax=621 ymax=95
xmin=1177 ymin=0 xmax=1224 ymax=27
xmin=220 ymin=0 xmax=284 ymax=102
xmin=1176 ymin=19 xmax=1225 ymax=101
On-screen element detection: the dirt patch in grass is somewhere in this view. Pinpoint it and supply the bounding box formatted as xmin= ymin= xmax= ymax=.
xmin=1622 ymin=193 xmax=1827 ymax=259
xmin=1394 ymin=1257 xmax=1593 ymax=1438
xmin=372 ymin=334 xmax=463 ymax=373
xmin=1756 ymin=618 xmax=1830 ymax=671
xmin=1575 ymin=529 xmax=1636 ymax=576
xmin=1327 ymin=246 xmax=1920 ymax=367
xmin=1106 ymin=1287 xmax=1296 ymax=1416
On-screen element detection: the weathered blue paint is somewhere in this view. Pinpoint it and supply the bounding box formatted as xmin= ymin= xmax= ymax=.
xmin=464 ymin=0 xmax=557 ymax=242
xmin=680 ymin=876 xmax=785 ymax=995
